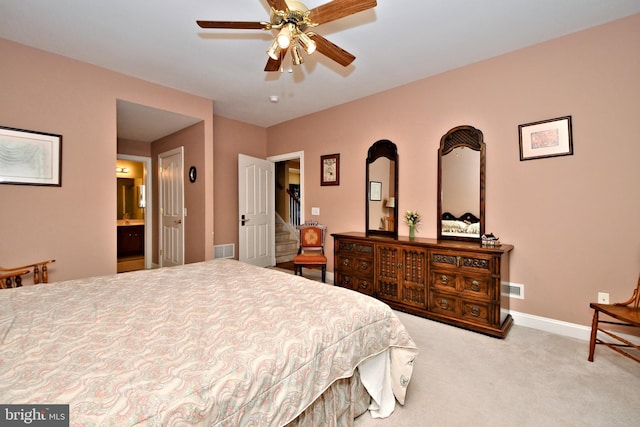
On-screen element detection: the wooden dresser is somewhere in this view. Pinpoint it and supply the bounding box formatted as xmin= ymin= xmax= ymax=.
xmin=333 ymin=232 xmax=514 ymax=338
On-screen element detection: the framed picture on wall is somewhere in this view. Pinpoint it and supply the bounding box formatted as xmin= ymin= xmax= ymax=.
xmin=369 ymin=181 xmax=382 ymax=201
xmin=518 ymin=116 xmax=573 ymax=161
xmin=0 ymin=126 xmax=62 ymax=186
xmin=320 ymin=153 xmax=340 ymax=186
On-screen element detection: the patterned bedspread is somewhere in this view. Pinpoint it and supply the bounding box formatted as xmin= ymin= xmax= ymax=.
xmin=0 ymin=259 xmax=417 ymax=426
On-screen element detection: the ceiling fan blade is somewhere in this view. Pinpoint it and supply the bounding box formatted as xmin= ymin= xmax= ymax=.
xmin=264 ymin=49 xmax=288 ymax=72
xmin=309 ymin=33 xmax=356 ymax=67
xmin=266 ymin=0 xmax=289 ymax=12
xmin=308 ymin=0 xmax=377 ymax=25
xmin=197 ymin=20 xmax=268 ymax=30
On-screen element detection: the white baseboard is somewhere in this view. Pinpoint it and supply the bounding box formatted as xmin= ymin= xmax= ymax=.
xmin=509 ymin=310 xmax=592 ymax=341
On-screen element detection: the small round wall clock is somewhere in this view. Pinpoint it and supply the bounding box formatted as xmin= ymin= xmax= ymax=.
xmin=189 ymin=166 xmax=197 ymax=183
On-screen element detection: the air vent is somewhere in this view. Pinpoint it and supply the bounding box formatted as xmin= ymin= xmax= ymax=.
xmin=214 ymin=243 xmax=235 ymax=259
xmin=502 ymin=282 xmax=524 ymax=299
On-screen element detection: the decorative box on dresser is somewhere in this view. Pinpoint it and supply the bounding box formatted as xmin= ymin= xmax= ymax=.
xmin=333 ymin=232 xmax=514 ymax=338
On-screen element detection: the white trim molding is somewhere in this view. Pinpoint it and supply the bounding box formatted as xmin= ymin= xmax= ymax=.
xmin=509 ymin=310 xmax=592 ymax=341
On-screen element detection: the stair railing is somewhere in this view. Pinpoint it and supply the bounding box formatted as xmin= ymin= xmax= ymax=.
xmin=287 ymin=188 xmax=300 ymax=228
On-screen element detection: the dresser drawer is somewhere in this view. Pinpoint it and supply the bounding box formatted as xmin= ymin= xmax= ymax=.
xmin=429 ymin=291 xmax=459 ymax=317
xmin=336 ymin=240 xmax=374 ymax=258
xmin=429 ymin=291 xmax=492 ymax=325
xmin=336 ymin=255 xmax=373 ymax=276
xmin=430 ymin=270 xmax=492 ymax=299
xmin=430 ymin=271 xmax=457 ymax=292
xmin=336 ymin=272 xmax=374 ymax=295
xmin=460 ymin=299 xmax=492 ymax=325
xmin=460 ymin=276 xmax=492 ymax=299
xmin=430 ymin=250 xmax=492 ymax=274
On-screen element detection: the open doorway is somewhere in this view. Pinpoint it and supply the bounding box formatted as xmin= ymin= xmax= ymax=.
xmin=268 ymin=151 xmax=304 ymax=269
xmin=116 ymin=155 xmax=152 ymax=272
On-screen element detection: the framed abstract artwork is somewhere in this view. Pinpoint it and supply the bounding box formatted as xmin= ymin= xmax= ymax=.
xmin=0 ymin=126 xmax=62 ymax=186
xmin=518 ymin=116 xmax=573 ymax=161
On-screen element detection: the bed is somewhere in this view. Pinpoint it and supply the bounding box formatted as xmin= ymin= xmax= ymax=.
xmin=441 ymin=212 xmax=480 ymax=236
xmin=0 ymin=259 xmax=418 ymax=426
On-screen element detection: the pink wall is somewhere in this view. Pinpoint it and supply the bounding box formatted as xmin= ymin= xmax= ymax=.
xmin=0 ymin=38 xmax=214 ymax=281
xmin=213 ymin=116 xmax=267 ymax=251
xmin=266 ymin=15 xmax=640 ymax=326
xmin=1 ymin=15 xmax=638 ymax=329
xmin=118 ymin=138 xmax=152 ymax=158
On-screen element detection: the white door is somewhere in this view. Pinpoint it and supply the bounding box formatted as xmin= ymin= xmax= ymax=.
xmin=238 ymin=154 xmax=275 ymax=267
xmin=159 ymin=147 xmax=184 ymax=267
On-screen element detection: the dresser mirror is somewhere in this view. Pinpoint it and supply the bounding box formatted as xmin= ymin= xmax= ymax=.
xmin=437 ymin=126 xmax=485 ymax=241
xmin=366 ymin=139 xmax=398 ymax=238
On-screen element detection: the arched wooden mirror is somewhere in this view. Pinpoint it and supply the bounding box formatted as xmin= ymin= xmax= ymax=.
xmin=437 ymin=126 xmax=485 ymax=242
xmin=366 ymin=139 xmax=398 ymax=238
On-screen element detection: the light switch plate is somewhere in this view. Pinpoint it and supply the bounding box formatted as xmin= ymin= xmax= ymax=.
xmin=311 ymin=207 xmax=320 ymax=215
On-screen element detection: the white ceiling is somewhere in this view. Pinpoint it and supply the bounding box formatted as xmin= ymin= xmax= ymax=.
xmin=1 ymin=1 xmax=639 ymax=141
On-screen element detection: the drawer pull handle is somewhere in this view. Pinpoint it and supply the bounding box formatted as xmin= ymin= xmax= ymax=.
xmin=342 ymin=259 xmax=350 ymax=266
xmin=470 ymin=306 xmax=480 ymax=317
xmin=471 ymin=281 xmax=480 ymax=291
xmin=360 ymin=281 xmax=369 ymax=289
xmin=343 ymin=277 xmax=351 ymax=285
xmin=440 ymin=275 xmax=449 ymax=285
xmin=360 ymin=261 xmax=369 ymax=269
xmin=439 ymin=299 xmax=449 ymax=310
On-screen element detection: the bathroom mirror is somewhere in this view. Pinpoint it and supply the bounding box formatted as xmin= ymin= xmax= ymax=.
xmin=437 ymin=126 xmax=485 ymax=241
xmin=117 ymin=178 xmax=145 ymax=220
xmin=366 ymin=139 xmax=398 ymax=238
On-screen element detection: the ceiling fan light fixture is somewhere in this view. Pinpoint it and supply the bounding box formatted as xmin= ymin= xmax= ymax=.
xmin=297 ymin=31 xmax=316 ymax=55
xmin=197 ymin=0 xmax=378 ymax=72
xmin=292 ymin=44 xmax=304 ymax=65
xmin=267 ymin=39 xmax=281 ymax=60
xmin=276 ymin=23 xmax=293 ymax=49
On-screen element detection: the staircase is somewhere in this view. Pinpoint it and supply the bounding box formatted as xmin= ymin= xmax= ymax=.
xmin=275 ymin=215 xmax=298 ymax=264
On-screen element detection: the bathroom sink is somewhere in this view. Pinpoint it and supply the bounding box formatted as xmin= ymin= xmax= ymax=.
xmin=117 ymin=219 xmax=145 ymax=226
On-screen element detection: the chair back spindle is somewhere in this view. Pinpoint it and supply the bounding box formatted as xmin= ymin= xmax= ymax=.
xmin=0 ymin=259 xmax=55 ymax=289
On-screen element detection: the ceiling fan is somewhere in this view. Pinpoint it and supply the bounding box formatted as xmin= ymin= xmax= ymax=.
xmin=197 ymin=0 xmax=377 ymax=72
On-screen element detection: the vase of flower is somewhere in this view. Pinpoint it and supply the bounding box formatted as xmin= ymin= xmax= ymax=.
xmin=405 ymin=210 xmax=420 ymax=241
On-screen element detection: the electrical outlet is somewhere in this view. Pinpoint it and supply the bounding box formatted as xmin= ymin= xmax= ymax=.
xmin=311 ymin=207 xmax=320 ymax=215
xmin=597 ymin=292 xmax=609 ymax=304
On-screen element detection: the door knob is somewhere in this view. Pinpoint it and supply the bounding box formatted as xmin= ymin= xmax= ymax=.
xmin=174 ymin=219 xmax=182 ymax=224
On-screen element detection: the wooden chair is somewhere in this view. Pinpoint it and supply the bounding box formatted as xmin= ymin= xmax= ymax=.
xmin=588 ymin=275 xmax=640 ymax=363
xmin=0 ymin=259 xmax=55 ymax=289
xmin=293 ymin=223 xmax=327 ymax=283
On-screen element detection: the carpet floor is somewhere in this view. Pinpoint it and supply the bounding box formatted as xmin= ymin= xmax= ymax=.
xmin=355 ymin=310 xmax=639 ymax=427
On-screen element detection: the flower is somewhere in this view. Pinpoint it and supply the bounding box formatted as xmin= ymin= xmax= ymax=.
xmin=404 ymin=210 xmax=421 ymax=227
